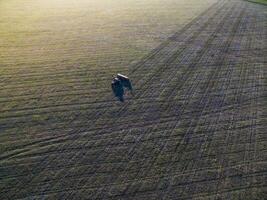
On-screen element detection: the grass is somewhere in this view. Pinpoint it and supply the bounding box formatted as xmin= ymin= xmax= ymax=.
xmin=246 ymin=0 xmax=267 ymax=5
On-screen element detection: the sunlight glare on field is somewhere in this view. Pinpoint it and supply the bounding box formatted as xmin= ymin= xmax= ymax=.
xmin=0 ymin=0 xmax=217 ymax=72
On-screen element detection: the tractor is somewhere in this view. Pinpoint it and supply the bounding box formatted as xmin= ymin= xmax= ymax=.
xmin=111 ymin=74 xmax=133 ymax=102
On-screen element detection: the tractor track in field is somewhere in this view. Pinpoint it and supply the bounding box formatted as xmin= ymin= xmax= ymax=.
xmin=0 ymin=0 xmax=266 ymax=199
xmin=88 ymin=4 xmax=248 ymax=196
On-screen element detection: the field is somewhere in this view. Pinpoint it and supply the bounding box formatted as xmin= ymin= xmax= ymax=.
xmin=247 ymin=0 xmax=267 ymax=6
xmin=0 ymin=0 xmax=266 ymax=199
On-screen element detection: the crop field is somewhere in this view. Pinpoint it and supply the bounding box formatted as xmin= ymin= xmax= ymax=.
xmin=247 ymin=0 xmax=267 ymax=6
xmin=0 ymin=0 xmax=266 ymax=199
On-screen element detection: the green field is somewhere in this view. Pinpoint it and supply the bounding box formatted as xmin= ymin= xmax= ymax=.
xmin=0 ymin=0 xmax=266 ymax=199
xmin=246 ymin=0 xmax=267 ymax=5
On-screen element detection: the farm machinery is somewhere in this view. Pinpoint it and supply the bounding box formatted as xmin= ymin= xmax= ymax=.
xmin=111 ymin=74 xmax=133 ymax=102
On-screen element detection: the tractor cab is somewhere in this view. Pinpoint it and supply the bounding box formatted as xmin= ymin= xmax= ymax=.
xmin=117 ymin=73 xmax=133 ymax=92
